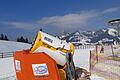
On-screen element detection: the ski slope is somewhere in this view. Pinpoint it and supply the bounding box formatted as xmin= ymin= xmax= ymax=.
xmin=0 ymin=58 xmax=15 ymax=79
xmin=0 ymin=40 xmax=106 ymax=80
xmin=0 ymin=40 xmax=31 ymax=53
xmin=0 ymin=40 xmax=31 ymax=80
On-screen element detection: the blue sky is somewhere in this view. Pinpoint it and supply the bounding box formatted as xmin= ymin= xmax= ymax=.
xmin=0 ymin=0 xmax=120 ymax=41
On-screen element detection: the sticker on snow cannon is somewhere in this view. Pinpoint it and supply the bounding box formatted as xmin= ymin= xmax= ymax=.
xmin=15 ymin=60 xmax=21 ymax=71
xmin=32 ymin=64 xmax=49 ymax=76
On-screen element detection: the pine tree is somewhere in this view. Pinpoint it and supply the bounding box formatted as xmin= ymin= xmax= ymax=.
xmin=4 ymin=35 xmax=9 ymax=41
xmin=25 ymin=38 xmax=28 ymax=43
xmin=17 ymin=37 xmax=20 ymax=42
xmin=20 ymin=36 xmax=25 ymax=42
xmin=17 ymin=36 xmax=29 ymax=43
xmin=1 ymin=34 xmax=4 ymax=40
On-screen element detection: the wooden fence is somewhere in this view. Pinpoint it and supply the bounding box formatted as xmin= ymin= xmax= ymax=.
xmin=0 ymin=52 xmax=14 ymax=58
xmin=75 ymin=45 xmax=95 ymax=49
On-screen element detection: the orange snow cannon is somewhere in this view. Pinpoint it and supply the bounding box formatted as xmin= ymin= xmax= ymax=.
xmin=14 ymin=50 xmax=61 ymax=80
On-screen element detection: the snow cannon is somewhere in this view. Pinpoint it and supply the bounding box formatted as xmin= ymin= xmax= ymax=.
xmin=14 ymin=31 xmax=90 ymax=80
xmin=30 ymin=31 xmax=74 ymax=66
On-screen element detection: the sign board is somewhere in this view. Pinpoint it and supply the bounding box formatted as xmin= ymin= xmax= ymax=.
xmin=32 ymin=64 xmax=49 ymax=76
xmin=73 ymin=49 xmax=92 ymax=72
xmin=15 ymin=60 xmax=21 ymax=71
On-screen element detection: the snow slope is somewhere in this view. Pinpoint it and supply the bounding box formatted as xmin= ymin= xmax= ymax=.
xmin=0 ymin=40 xmax=31 ymax=53
xmin=90 ymin=75 xmax=106 ymax=80
xmin=0 ymin=58 xmax=15 ymax=79
xmin=0 ymin=40 xmax=31 ymax=80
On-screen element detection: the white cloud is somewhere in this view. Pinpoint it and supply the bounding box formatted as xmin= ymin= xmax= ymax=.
xmin=4 ymin=10 xmax=98 ymax=31
xmin=37 ymin=10 xmax=98 ymax=30
xmin=4 ymin=22 xmax=39 ymax=30
xmin=102 ymin=7 xmax=119 ymax=14
xmin=3 ymin=7 xmax=119 ymax=32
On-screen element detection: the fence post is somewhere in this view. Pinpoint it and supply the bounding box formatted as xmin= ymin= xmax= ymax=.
xmin=89 ymin=50 xmax=92 ymax=75
xmin=111 ymin=45 xmax=115 ymax=57
xmin=96 ymin=45 xmax=99 ymax=63
xmin=2 ymin=53 xmax=3 ymax=58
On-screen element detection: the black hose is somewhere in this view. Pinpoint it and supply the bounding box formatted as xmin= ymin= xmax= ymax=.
xmin=66 ymin=53 xmax=76 ymax=80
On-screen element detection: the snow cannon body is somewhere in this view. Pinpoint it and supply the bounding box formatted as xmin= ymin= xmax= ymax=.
xmin=30 ymin=31 xmax=74 ymax=66
xmin=14 ymin=50 xmax=61 ymax=80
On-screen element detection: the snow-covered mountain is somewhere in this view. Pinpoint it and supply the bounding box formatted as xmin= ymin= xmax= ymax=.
xmin=107 ymin=28 xmax=117 ymax=36
xmin=91 ymin=28 xmax=119 ymax=43
xmin=58 ymin=28 xmax=120 ymax=45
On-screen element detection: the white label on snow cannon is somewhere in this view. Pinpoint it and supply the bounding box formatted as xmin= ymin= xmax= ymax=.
xmin=15 ymin=60 xmax=21 ymax=71
xmin=32 ymin=64 xmax=49 ymax=76
xmin=44 ymin=36 xmax=53 ymax=43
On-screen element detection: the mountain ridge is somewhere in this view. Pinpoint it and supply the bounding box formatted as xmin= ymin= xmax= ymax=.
xmin=58 ymin=28 xmax=120 ymax=45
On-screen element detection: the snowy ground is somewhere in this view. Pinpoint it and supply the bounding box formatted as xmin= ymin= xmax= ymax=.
xmin=74 ymin=48 xmax=93 ymax=72
xmin=90 ymin=74 xmax=106 ymax=80
xmin=0 ymin=58 xmax=16 ymax=80
xmin=90 ymin=45 xmax=120 ymax=80
xmin=0 ymin=40 xmax=106 ymax=80
xmin=74 ymin=48 xmax=106 ymax=80
xmin=0 ymin=57 xmax=106 ymax=80
xmin=91 ymin=57 xmax=120 ymax=80
xmin=0 ymin=40 xmax=31 ymax=80
xmin=0 ymin=40 xmax=31 ymax=53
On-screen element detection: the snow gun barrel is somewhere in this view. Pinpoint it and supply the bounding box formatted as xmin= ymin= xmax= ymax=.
xmin=30 ymin=31 xmax=74 ymax=66
xmin=30 ymin=31 xmax=74 ymax=54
